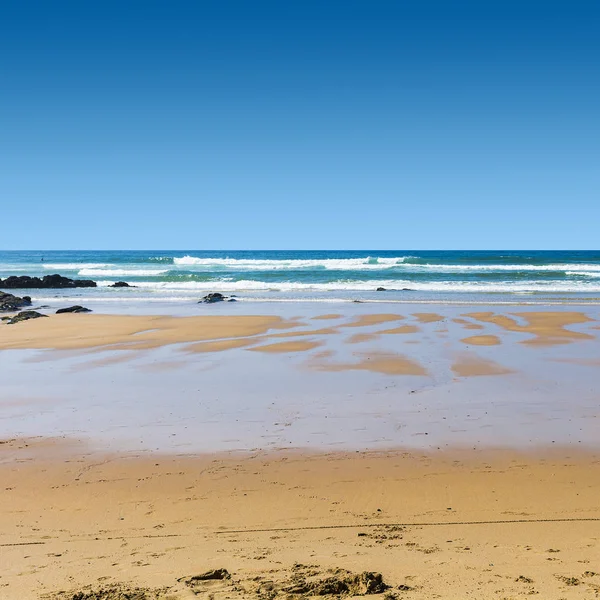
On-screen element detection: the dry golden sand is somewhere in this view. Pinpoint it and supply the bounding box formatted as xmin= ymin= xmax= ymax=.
xmin=310 ymin=350 xmax=428 ymax=376
xmin=346 ymin=332 xmax=379 ymax=344
xmin=341 ymin=314 xmax=404 ymax=328
xmin=1 ymin=311 xmax=595 ymax=355
xmin=380 ymin=325 xmax=420 ymax=335
xmin=267 ymin=327 xmax=338 ymax=338
xmin=460 ymin=334 xmax=502 ymax=346
xmin=1 ymin=440 xmax=599 ymax=599
xmin=249 ymin=340 xmax=323 ymax=353
xmin=185 ymin=337 xmax=260 ymax=353
xmin=464 ymin=311 xmax=595 ymax=346
xmin=453 ymin=318 xmax=484 ymax=330
xmin=0 ymin=314 xmax=297 ymax=351
xmin=451 ymin=353 xmax=513 ymax=377
xmin=412 ymin=313 xmax=444 ymax=323
xmin=311 ymin=313 xmax=343 ymax=320
xmin=345 ymin=326 xmax=420 ymax=345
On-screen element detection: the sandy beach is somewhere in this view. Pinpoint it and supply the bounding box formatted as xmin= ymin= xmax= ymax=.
xmin=1 ymin=304 xmax=600 ymax=599
xmin=5 ymin=0 xmax=600 ymax=594
xmin=2 ymin=442 xmax=600 ymax=600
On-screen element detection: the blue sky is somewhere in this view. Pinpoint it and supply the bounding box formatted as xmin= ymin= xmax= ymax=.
xmin=1 ymin=1 xmax=599 ymax=249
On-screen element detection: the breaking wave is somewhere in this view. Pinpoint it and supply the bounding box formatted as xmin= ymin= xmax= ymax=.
xmin=95 ymin=279 xmax=600 ymax=293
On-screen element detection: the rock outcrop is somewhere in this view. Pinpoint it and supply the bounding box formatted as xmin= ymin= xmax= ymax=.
xmin=0 ymin=274 xmax=96 ymax=289
xmin=56 ymin=306 xmax=92 ymax=314
xmin=4 ymin=310 xmax=48 ymax=325
xmin=110 ymin=281 xmax=131 ymax=287
xmin=199 ymin=293 xmax=237 ymax=304
xmin=0 ymin=291 xmax=32 ymax=312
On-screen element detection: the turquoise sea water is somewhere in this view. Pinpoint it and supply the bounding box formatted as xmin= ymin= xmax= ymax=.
xmin=2 ymin=250 xmax=600 ymax=305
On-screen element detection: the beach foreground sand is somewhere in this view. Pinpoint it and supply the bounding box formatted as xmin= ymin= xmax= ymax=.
xmin=1 ymin=441 xmax=599 ymax=600
xmin=1 ymin=306 xmax=599 ymax=598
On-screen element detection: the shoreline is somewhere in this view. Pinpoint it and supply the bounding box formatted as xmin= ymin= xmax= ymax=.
xmin=7 ymin=292 xmax=600 ymax=309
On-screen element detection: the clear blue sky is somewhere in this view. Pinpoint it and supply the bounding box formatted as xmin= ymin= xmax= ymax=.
xmin=1 ymin=1 xmax=598 ymax=250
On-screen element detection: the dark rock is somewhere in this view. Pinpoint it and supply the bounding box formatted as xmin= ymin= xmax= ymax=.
xmin=110 ymin=281 xmax=131 ymax=288
xmin=0 ymin=274 xmax=96 ymax=289
xmin=227 ymin=298 xmax=237 ymax=302
xmin=5 ymin=310 xmax=48 ymax=325
xmin=199 ymin=292 xmax=228 ymax=304
xmin=56 ymin=305 xmax=92 ymax=314
xmin=0 ymin=291 xmax=33 ymax=312
xmin=401 ymin=288 xmax=414 ymax=291
xmin=376 ymin=287 xmax=387 ymax=291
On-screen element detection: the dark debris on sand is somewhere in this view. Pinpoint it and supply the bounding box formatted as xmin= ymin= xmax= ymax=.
xmin=44 ymin=565 xmax=396 ymax=600
xmin=182 ymin=564 xmax=390 ymax=598
xmin=42 ymin=584 xmax=171 ymax=600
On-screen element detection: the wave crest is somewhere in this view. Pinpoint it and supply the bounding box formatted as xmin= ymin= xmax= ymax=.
xmin=172 ymin=255 xmax=416 ymax=270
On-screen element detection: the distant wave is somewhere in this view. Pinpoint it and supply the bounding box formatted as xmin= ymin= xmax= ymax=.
xmin=172 ymin=255 xmax=416 ymax=270
xmin=96 ymin=279 xmax=600 ymax=293
xmin=79 ymin=268 xmax=170 ymax=277
xmin=169 ymin=256 xmax=600 ymax=273
xmin=31 ymin=257 xmax=600 ymax=275
xmin=414 ymin=263 xmax=600 ymax=272
xmin=42 ymin=263 xmax=113 ymax=270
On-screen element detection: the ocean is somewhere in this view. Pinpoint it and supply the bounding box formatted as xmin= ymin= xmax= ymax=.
xmin=2 ymin=250 xmax=600 ymax=305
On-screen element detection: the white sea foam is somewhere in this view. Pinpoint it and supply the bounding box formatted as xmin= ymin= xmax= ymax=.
xmin=172 ymin=255 xmax=414 ymax=270
xmin=79 ymin=268 xmax=169 ymax=277
xmin=96 ymin=279 xmax=600 ymax=293
xmin=415 ymin=263 xmax=600 ymax=272
xmin=170 ymin=256 xmax=600 ymax=273
xmin=566 ymin=271 xmax=600 ymax=278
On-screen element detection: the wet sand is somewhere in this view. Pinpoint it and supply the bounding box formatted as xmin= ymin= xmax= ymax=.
xmin=451 ymin=353 xmax=513 ymax=377
xmin=1 ymin=309 xmax=595 ymax=352
xmin=310 ymin=350 xmax=428 ymax=376
xmin=1 ymin=305 xmax=599 ymax=598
